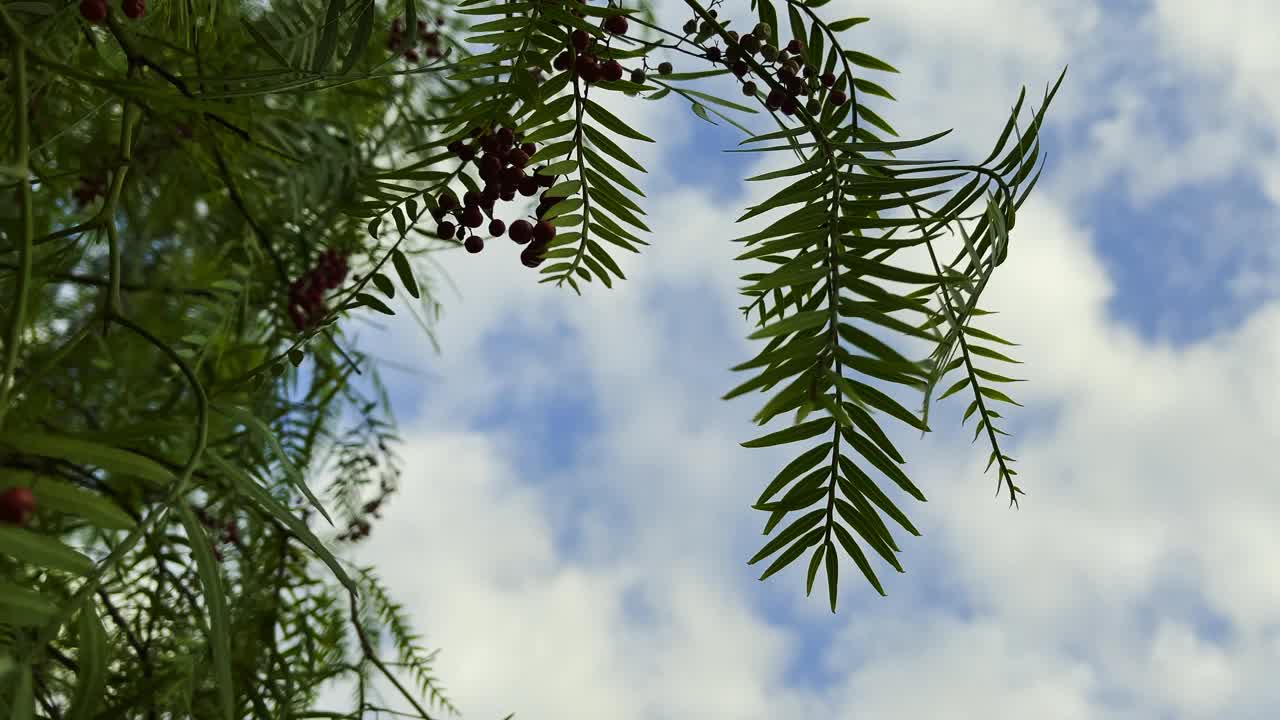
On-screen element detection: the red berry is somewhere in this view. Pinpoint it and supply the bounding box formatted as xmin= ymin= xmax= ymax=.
xmin=742 ymin=81 xmax=757 ymax=96
xmin=438 ymin=191 xmax=458 ymax=211
xmin=787 ymin=39 xmax=803 ymax=55
xmin=501 ymin=166 xmax=524 ymax=188
xmin=404 ymin=49 xmax=420 ymax=63
xmin=464 ymin=235 xmax=484 ymax=253
xmin=507 ymin=148 xmax=529 ymax=168
xmin=121 ymin=0 xmax=145 ymax=19
xmin=520 ymin=243 xmax=546 ymax=268
xmin=462 ymin=205 xmax=484 ymax=228
xmin=657 ymin=62 xmax=673 ymax=75
xmin=521 ymin=142 xmax=537 ymax=157
xmin=437 ymin=221 xmax=456 ymax=239
xmin=821 ymin=72 xmax=836 ymax=88
xmin=706 ymin=46 xmax=721 ymax=62
xmin=533 ymin=221 xmax=556 ymax=245
xmin=79 ymin=0 xmax=107 ymax=22
xmin=829 ymin=90 xmax=848 ymax=106
xmin=576 ymin=55 xmax=601 ymax=83
xmin=391 ymin=17 xmax=404 ymax=34
xmin=496 ymin=127 xmax=515 ymax=148
xmin=479 ymin=153 xmax=502 ymax=180
xmin=602 ymin=59 xmax=624 ymax=82
xmin=508 ymin=219 xmax=533 ymax=244
xmin=571 ymin=29 xmax=590 ymax=52
xmin=518 ymin=178 xmax=540 ymax=197
xmin=731 ymin=61 xmax=748 ymax=78
xmin=0 ymin=487 xmax=35 ymax=526
xmin=603 ymin=14 xmax=628 ymax=35
xmin=488 ymin=219 xmax=506 ymax=237
xmin=554 ymin=52 xmax=572 ymax=71
xmin=500 ymin=189 xmax=517 ymax=202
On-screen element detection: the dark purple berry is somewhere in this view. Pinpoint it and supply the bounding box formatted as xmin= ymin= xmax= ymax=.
xmin=465 ymin=235 xmax=484 ymax=253
xmin=533 ymin=220 xmax=556 ymax=245
xmin=603 ymin=14 xmax=628 ymax=35
xmin=508 ymin=219 xmax=533 ymax=244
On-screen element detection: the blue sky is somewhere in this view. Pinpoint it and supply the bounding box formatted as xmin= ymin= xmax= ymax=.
xmin=319 ymin=1 xmax=1280 ymax=717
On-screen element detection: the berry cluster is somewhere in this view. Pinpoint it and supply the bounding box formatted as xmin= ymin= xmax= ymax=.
xmin=79 ymin=0 xmax=145 ymax=22
xmin=0 ymin=486 xmax=35 ymax=527
xmin=551 ymin=12 xmax=630 ymax=85
xmin=287 ymin=249 xmax=349 ymax=332
xmin=696 ymin=21 xmax=849 ymax=116
xmin=74 ymin=175 xmax=105 ymax=209
xmin=388 ymin=15 xmax=447 ymax=63
xmin=437 ymin=126 xmax=561 ymax=268
xmin=560 ymin=7 xmax=632 ymax=84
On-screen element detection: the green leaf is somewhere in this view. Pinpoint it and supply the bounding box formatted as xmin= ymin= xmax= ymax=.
xmin=391 ymin=249 xmax=420 ymax=299
xmin=755 ymin=442 xmax=833 ymax=506
xmin=741 ymin=417 xmax=834 ymax=448
xmin=205 ymin=452 xmax=359 ymax=598
xmin=312 ymin=0 xmax=344 ymax=72
xmin=844 ymin=50 xmax=899 ymax=73
xmin=805 ymin=542 xmax=826 ymax=596
xmin=758 ymin=526 xmax=824 ymax=581
xmin=392 ymin=206 xmax=407 ymax=236
xmin=0 ymin=527 xmax=93 ymax=575
xmin=240 ymin=18 xmax=292 ymax=69
xmin=746 ymin=309 xmax=827 ymax=340
xmin=67 ymin=601 xmax=108 ymax=720
xmin=831 ymin=523 xmax=886 ymax=595
xmin=372 ymin=272 xmax=396 ymax=299
xmin=583 ymin=125 xmax=646 ymax=173
xmin=0 ymin=431 xmax=174 ymax=488
xmin=979 ymin=386 xmax=1023 ymax=407
xmin=825 ymin=540 xmax=839 ymax=611
xmin=584 ymin=100 xmax=654 ymax=142
xmin=828 ymin=17 xmax=870 ymax=32
xmin=356 ymin=292 xmax=395 ymax=316
xmin=176 ymin=502 xmax=234 ymax=720
xmin=840 ymin=457 xmax=921 ymax=538
xmin=340 ymin=0 xmax=375 ymax=74
xmin=540 ymin=160 xmax=579 ymax=177
xmin=748 ymin=508 xmax=826 ymax=564
xmin=0 ymin=582 xmax=57 ymax=626
xmin=841 ymin=427 xmax=926 ymax=502
xmin=212 ymin=405 xmax=334 ymax=528
xmin=690 ymin=102 xmax=716 ymax=126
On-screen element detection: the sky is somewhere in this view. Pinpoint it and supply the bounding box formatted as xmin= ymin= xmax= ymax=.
xmin=317 ymin=1 xmax=1280 ymax=718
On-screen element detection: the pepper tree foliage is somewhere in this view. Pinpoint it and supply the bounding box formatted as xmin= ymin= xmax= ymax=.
xmin=0 ymin=0 xmax=1063 ymax=716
